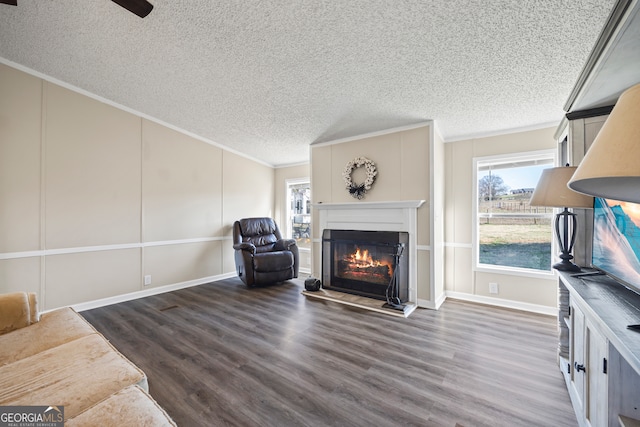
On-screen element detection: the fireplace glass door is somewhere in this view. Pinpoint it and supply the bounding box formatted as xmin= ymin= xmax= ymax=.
xmin=322 ymin=229 xmax=409 ymax=301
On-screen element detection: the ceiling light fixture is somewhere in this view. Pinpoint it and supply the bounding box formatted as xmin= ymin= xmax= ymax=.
xmin=0 ymin=0 xmax=153 ymax=18
xmin=111 ymin=0 xmax=153 ymax=18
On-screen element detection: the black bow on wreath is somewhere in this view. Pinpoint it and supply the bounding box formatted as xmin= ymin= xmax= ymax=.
xmin=349 ymin=184 xmax=366 ymax=199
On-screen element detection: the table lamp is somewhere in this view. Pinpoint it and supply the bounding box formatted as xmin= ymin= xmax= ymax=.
xmin=530 ymin=165 xmax=594 ymax=271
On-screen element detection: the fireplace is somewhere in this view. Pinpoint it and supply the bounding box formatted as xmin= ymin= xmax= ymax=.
xmin=315 ymin=200 xmax=425 ymax=311
xmin=322 ymin=229 xmax=409 ymax=302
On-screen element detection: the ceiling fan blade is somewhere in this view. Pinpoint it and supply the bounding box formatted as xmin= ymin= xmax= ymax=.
xmin=0 ymin=0 xmax=18 ymax=6
xmin=111 ymin=0 xmax=153 ymax=18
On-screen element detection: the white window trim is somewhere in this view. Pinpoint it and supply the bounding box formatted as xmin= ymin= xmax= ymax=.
xmin=285 ymin=177 xmax=310 ymax=246
xmin=472 ymin=149 xmax=557 ymax=278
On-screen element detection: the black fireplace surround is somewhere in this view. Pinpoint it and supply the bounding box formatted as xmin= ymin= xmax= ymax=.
xmin=322 ymin=229 xmax=409 ymax=301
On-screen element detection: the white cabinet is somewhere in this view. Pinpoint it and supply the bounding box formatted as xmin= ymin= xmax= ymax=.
xmin=569 ymin=301 xmax=608 ymax=426
xmin=560 ymin=272 xmax=640 ymax=427
xmin=586 ymin=323 xmax=608 ymax=427
xmin=608 ymin=345 xmax=640 ymax=426
xmin=570 ymin=301 xmax=587 ymax=413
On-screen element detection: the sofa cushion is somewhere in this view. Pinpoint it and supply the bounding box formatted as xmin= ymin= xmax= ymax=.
xmin=0 ymin=334 xmax=147 ymax=420
xmin=0 ymin=292 xmax=39 ymax=335
xmin=66 ymin=385 xmax=176 ymax=427
xmin=0 ymin=308 xmax=97 ymax=367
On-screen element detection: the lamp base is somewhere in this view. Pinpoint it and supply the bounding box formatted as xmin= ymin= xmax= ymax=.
xmin=553 ymin=260 xmax=582 ymax=272
xmin=551 ymin=208 xmax=582 ymax=273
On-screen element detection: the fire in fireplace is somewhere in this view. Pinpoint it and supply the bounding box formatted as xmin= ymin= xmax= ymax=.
xmin=322 ymin=229 xmax=409 ymax=303
xmin=337 ymin=246 xmax=393 ymax=285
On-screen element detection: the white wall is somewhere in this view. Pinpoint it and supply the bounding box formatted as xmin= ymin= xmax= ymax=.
xmin=0 ymin=63 xmax=274 ymax=310
xmin=444 ymin=126 xmax=559 ymax=313
xmin=0 ymin=60 xmax=563 ymax=314
xmin=310 ymin=123 xmax=444 ymax=306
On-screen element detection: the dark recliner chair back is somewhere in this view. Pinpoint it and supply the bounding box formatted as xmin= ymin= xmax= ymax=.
xmin=235 ymin=218 xmax=280 ymax=252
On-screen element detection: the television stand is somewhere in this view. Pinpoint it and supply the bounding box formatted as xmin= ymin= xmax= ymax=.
xmin=627 ymin=324 xmax=640 ymax=332
xmin=558 ymin=270 xmax=640 ymax=426
xmin=570 ymin=270 xmax=606 ymax=277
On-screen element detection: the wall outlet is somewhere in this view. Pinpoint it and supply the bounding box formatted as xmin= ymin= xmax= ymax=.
xmin=144 ymin=275 xmax=152 ymax=286
xmin=489 ymin=282 xmax=499 ymax=294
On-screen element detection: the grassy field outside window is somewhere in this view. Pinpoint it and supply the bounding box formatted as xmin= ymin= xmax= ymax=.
xmin=475 ymin=152 xmax=555 ymax=273
xmin=478 ymin=215 xmax=552 ymax=271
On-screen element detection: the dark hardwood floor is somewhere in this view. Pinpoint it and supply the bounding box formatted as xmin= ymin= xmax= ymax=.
xmin=81 ymin=278 xmax=577 ymax=427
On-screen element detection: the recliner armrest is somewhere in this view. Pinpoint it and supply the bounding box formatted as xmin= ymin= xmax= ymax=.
xmin=233 ymin=242 xmax=256 ymax=254
xmin=275 ymin=239 xmax=297 ymax=251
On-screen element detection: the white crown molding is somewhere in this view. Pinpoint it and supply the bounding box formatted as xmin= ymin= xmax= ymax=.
xmin=444 ymin=121 xmax=558 ymax=143
xmin=310 ymin=121 xmax=434 ymax=148
xmin=275 ymin=160 xmax=310 ymax=169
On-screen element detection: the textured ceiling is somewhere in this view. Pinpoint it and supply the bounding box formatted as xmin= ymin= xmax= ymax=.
xmin=0 ymin=0 xmax=615 ymax=166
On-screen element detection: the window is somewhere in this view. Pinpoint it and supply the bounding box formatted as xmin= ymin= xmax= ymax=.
xmin=286 ymin=179 xmax=311 ymax=250
xmin=474 ymin=150 xmax=555 ymax=274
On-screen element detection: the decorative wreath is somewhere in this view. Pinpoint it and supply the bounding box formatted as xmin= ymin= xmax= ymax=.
xmin=342 ymin=157 xmax=377 ymax=199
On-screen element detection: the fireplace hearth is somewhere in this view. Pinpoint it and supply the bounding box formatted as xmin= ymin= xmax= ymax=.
xmin=322 ymin=229 xmax=409 ymax=303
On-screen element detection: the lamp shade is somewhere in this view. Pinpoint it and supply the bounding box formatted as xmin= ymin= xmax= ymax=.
xmin=568 ymin=83 xmax=640 ymax=203
xmin=530 ymin=166 xmax=593 ymax=208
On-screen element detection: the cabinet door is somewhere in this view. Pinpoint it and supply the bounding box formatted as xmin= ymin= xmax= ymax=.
xmin=571 ymin=302 xmax=586 ymax=410
xmin=608 ymin=345 xmax=640 ymax=426
xmin=586 ymin=323 xmax=608 ymax=427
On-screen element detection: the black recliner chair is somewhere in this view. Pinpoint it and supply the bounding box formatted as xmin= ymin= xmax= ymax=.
xmin=233 ymin=217 xmax=299 ymax=286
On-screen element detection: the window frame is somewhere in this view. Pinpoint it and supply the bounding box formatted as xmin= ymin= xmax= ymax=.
xmin=472 ymin=149 xmax=557 ymax=279
xmin=285 ymin=177 xmax=311 ymax=250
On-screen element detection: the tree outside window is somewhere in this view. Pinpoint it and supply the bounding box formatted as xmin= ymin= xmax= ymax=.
xmin=478 ymin=174 xmax=509 ymax=201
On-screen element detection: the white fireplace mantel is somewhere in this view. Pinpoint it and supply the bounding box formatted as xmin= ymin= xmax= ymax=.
xmin=314 ymin=200 xmax=425 ymax=305
xmin=314 ymin=200 xmax=425 ymax=210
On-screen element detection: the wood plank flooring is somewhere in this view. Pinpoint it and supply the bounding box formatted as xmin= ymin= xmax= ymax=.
xmin=80 ymin=278 xmax=577 ymax=427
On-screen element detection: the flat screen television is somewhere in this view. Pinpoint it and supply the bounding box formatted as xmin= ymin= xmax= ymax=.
xmin=592 ymin=197 xmax=640 ymax=294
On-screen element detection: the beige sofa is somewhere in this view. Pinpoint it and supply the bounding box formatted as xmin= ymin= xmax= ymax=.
xmin=0 ymin=292 xmax=176 ymax=426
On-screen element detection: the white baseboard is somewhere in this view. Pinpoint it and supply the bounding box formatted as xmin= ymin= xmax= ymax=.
xmin=71 ymin=272 xmax=237 ymax=312
xmin=417 ymin=292 xmax=447 ymax=310
xmin=434 ymin=292 xmax=447 ymax=309
xmin=68 ymin=275 xmax=556 ymax=317
xmin=444 ymin=291 xmax=557 ymax=316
